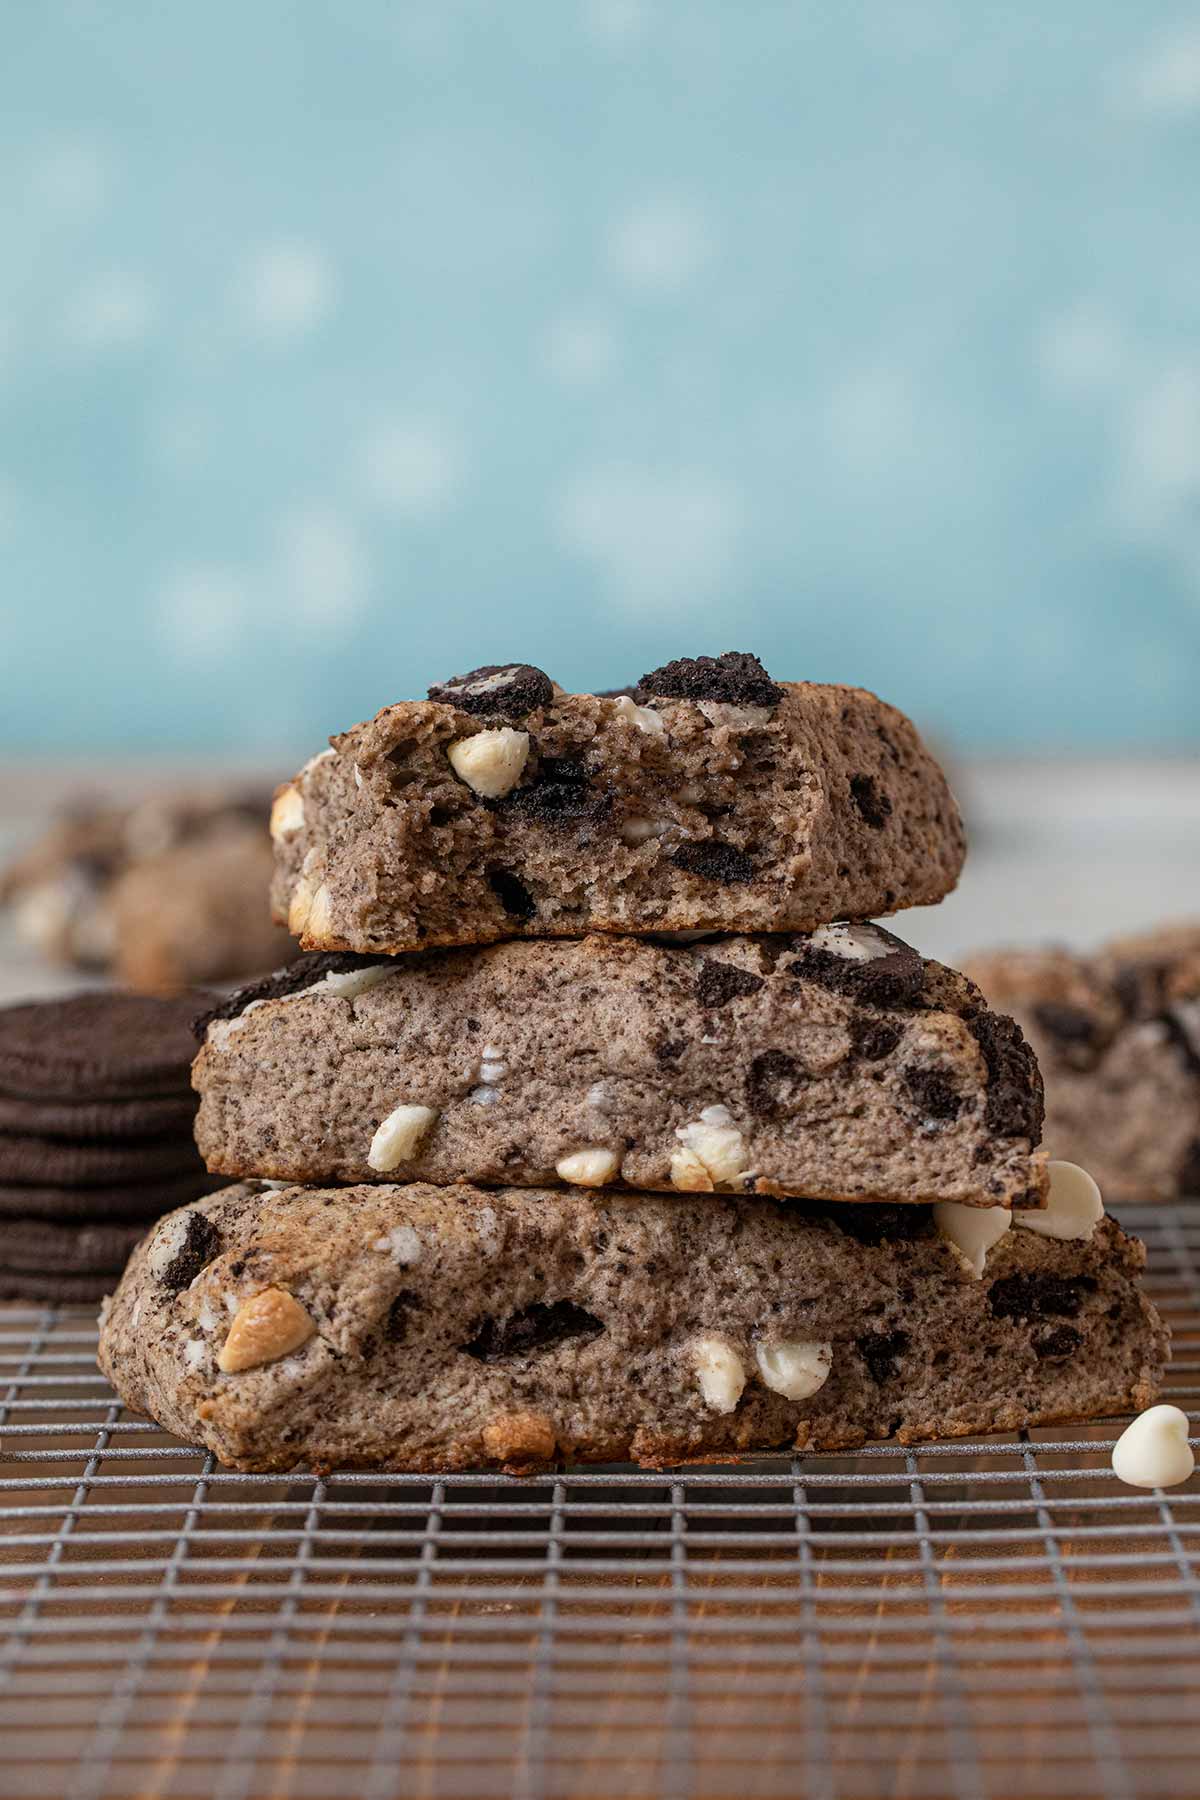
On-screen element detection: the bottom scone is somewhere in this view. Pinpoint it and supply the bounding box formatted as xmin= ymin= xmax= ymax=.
xmin=97 ymin=1182 xmax=1168 ymax=1473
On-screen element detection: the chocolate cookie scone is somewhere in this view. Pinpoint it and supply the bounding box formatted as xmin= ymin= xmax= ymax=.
xmin=193 ymin=927 xmax=1047 ymax=1208
xmin=967 ymin=922 xmax=1200 ymax=1204
xmin=97 ymin=1181 xmax=1165 ymax=1474
xmin=270 ymin=653 xmax=965 ymax=954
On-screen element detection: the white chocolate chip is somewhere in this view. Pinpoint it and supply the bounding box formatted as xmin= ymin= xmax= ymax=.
xmin=670 ymin=1146 xmax=712 ymax=1191
xmin=1015 ymin=1161 xmax=1104 ymax=1242
xmin=478 ymin=1056 xmax=507 ymax=1084
xmin=469 ymin=1085 xmax=500 ymax=1105
xmin=353 ymin=763 xmax=365 ymax=790
xmin=697 ymin=700 xmax=773 ymax=730
xmin=183 ymin=1339 xmax=206 ymax=1371
xmin=807 ymin=922 xmax=892 ymax=962
xmin=447 ymin=728 xmax=529 ymax=798
xmin=147 ymin=1213 xmax=195 ymax=1281
xmin=371 ymin=1224 xmax=422 ymax=1264
xmin=671 ymin=1105 xmax=747 ymax=1191
xmin=612 ymin=694 xmax=666 ymax=736
xmin=692 ymin=1335 xmax=746 ymax=1413
xmin=321 ymin=963 xmax=396 ymax=1000
xmin=555 ymin=1147 xmax=619 ymax=1187
xmin=368 ymin=1104 xmax=439 ymax=1172
xmin=217 ymin=1288 xmax=317 ymax=1374
xmin=305 ymin=881 xmax=332 ymax=939
xmin=270 ymin=785 xmax=305 ymax=840
xmin=755 ymin=1339 xmax=833 ymax=1400
xmin=933 ymin=1200 xmax=1012 ymax=1277
xmin=586 ymin=1082 xmax=612 ymax=1112
xmin=620 ymin=816 xmax=669 ymax=845
xmin=196 ymin=1297 xmax=221 ymax=1333
xmin=1111 ymin=1405 xmax=1195 ymax=1489
xmin=287 ymin=870 xmax=318 ymax=936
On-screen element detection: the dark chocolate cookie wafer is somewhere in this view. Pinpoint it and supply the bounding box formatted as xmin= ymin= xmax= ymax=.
xmin=0 ymin=1169 xmax=224 ymax=1220
xmin=0 ymin=1091 xmax=197 ymax=1142
xmin=0 ymin=993 xmax=203 ymax=1103
xmin=3 ymin=1217 xmax=147 ymax=1274
xmin=0 ymin=1131 xmax=205 ymax=1189
xmin=0 ymin=1217 xmax=148 ymax=1302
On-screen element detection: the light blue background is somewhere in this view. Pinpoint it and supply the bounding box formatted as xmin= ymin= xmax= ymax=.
xmin=2 ymin=2 xmax=1199 ymax=754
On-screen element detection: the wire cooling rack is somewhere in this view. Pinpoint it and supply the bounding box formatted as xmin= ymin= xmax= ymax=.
xmin=0 ymin=1207 xmax=1197 ymax=1800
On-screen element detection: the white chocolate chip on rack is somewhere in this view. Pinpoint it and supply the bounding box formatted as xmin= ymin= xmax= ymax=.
xmin=933 ymin=1200 xmax=1012 ymax=1277
xmin=692 ymin=1335 xmax=746 ymax=1413
xmin=755 ymin=1339 xmax=833 ymax=1400
xmin=269 ymin=785 xmax=305 ymax=840
xmin=447 ymin=728 xmax=530 ymax=798
xmin=1015 ymin=1161 xmax=1104 ymax=1241
xmin=671 ymin=1106 xmax=748 ymax=1191
xmin=555 ymin=1147 xmax=619 ymax=1186
xmin=217 ymin=1288 xmax=316 ymax=1374
xmin=1111 ymin=1405 xmax=1195 ymax=1489
xmin=368 ymin=1104 xmax=439 ymax=1172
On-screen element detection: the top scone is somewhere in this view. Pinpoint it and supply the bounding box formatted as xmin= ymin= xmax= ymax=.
xmin=271 ymin=653 xmax=965 ymax=955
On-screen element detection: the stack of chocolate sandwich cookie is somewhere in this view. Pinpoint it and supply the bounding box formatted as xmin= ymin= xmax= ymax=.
xmin=98 ymin=653 xmax=1167 ymax=1472
xmin=0 ymin=993 xmax=222 ymax=1300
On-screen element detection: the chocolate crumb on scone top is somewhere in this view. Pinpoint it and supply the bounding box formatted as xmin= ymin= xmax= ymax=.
xmin=270 ymin=651 xmax=966 ymax=955
xmin=193 ymin=927 xmax=1047 ymax=1209
xmin=967 ymin=921 xmax=1200 ymax=1204
xmin=97 ymin=1182 xmax=1165 ymax=1474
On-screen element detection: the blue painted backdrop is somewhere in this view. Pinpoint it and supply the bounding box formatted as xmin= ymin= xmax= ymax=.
xmin=3 ymin=3 xmax=1199 ymax=753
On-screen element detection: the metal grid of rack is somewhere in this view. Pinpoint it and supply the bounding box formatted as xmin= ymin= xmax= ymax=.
xmin=1 ymin=1204 xmax=1197 ymax=1800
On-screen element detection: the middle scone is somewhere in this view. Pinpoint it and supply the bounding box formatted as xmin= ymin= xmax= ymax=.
xmin=193 ymin=925 xmax=1048 ymax=1209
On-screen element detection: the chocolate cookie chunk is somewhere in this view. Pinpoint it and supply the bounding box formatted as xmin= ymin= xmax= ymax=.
xmin=636 ymin=651 xmax=783 ymax=710
xmin=786 ymin=923 xmax=926 ymax=1009
xmin=97 ymin=1184 xmax=1164 ymax=1473
xmin=271 ymin=670 xmax=965 ymax=954
xmin=195 ymin=952 xmax=392 ymax=1037
xmin=427 ymin=663 xmax=554 ymax=718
